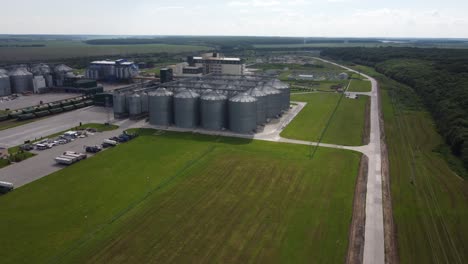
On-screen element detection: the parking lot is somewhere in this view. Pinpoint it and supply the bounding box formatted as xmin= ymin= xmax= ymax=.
xmin=0 ymin=119 xmax=144 ymax=187
xmin=0 ymin=106 xmax=111 ymax=148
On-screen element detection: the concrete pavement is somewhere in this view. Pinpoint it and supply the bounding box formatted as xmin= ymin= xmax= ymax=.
xmin=0 ymin=106 xmax=112 ymax=148
xmin=0 ymin=119 xmax=144 ymax=188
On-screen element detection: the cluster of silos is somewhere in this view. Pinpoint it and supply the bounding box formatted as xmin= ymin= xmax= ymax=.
xmin=54 ymin=64 xmax=74 ymax=86
xmin=31 ymin=64 xmax=53 ymax=89
xmin=113 ymin=91 xmax=150 ymax=119
xmin=9 ymin=68 xmax=34 ymax=94
xmin=0 ymin=69 xmax=11 ymax=96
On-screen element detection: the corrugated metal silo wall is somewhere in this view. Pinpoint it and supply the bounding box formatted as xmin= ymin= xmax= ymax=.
xmin=229 ymin=100 xmax=257 ymax=133
xmin=279 ymin=87 xmax=290 ymax=111
xmin=112 ymin=94 xmax=126 ymax=114
xmin=174 ymin=96 xmax=200 ymax=128
xmin=265 ymin=92 xmax=282 ymax=118
xmin=140 ymin=93 xmax=149 ymax=113
xmin=129 ymin=95 xmax=142 ymax=116
xmin=0 ymin=76 xmax=11 ymax=96
xmin=11 ymin=75 xmax=33 ymax=94
xmin=149 ymin=94 xmax=173 ymax=126
xmin=254 ymin=96 xmax=266 ymax=125
xmin=200 ymin=98 xmax=227 ymax=130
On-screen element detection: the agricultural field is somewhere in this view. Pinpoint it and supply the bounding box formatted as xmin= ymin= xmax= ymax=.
xmin=0 ymin=40 xmax=211 ymax=63
xmin=281 ymin=93 xmax=369 ymax=146
xmin=0 ymin=130 xmax=362 ymax=264
xmin=347 ymin=79 xmax=372 ymax=92
xmin=359 ymin=65 xmax=468 ymax=263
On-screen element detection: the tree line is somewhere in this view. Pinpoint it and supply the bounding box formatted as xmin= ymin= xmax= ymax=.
xmin=321 ymin=47 xmax=468 ymax=171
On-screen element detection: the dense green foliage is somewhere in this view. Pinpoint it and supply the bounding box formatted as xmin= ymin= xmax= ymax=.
xmin=322 ymin=47 xmax=468 ymax=170
xmin=0 ymin=131 xmax=361 ymax=263
xmin=358 ymin=65 xmax=468 ymax=263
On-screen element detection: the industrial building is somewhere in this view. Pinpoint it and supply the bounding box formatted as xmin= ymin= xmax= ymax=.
xmin=172 ymin=53 xmax=244 ymax=77
xmin=112 ymin=75 xmax=290 ymax=134
xmin=0 ymin=63 xmax=103 ymax=96
xmin=85 ymin=59 xmax=139 ymax=81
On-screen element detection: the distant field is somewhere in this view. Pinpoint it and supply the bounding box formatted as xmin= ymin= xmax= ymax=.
xmin=282 ymin=93 xmax=369 ymax=146
xmin=254 ymin=43 xmax=468 ymax=49
xmin=357 ymin=65 xmax=468 ymax=263
xmin=348 ymin=79 xmax=372 ymax=92
xmin=0 ymin=41 xmax=211 ymax=62
xmin=0 ymin=131 xmax=361 ymax=263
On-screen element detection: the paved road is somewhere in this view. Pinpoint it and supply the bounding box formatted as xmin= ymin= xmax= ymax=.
xmin=0 ymin=106 xmax=111 ymax=148
xmin=313 ymin=58 xmax=385 ymax=264
xmin=0 ymin=119 xmax=144 ymax=188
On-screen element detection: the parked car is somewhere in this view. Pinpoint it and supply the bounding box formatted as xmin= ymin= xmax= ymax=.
xmin=0 ymin=181 xmax=14 ymax=194
xmin=85 ymin=145 xmax=102 ymax=153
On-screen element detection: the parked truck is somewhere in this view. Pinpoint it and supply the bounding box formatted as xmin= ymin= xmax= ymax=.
xmin=54 ymin=151 xmax=87 ymax=165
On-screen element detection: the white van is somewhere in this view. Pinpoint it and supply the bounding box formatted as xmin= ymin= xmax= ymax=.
xmin=0 ymin=181 xmax=14 ymax=194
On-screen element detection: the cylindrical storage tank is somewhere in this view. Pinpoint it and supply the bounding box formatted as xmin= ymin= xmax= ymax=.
xmin=9 ymin=68 xmax=33 ymax=94
xmin=247 ymin=88 xmax=267 ymax=125
xmin=173 ymin=90 xmax=200 ymax=128
xmin=140 ymin=92 xmax=149 ymax=113
xmin=270 ymin=79 xmax=290 ymax=111
xmin=125 ymin=93 xmax=132 ymax=112
xmin=200 ymin=91 xmax=227 ymax=130
xmin=262 ymin=85 xmax=282 ymax=118
xmin=0 ymin=69 xmax=11 ymax=96
xmin=228 ymin=93 xmax=257 ymax=134
xmin=128 ymin=94 xmax=142 ymax=117
xmin=149 ymin=88 xmax=173 ymax=126
xmin=113 ymin=93 xmax=127 ymax=115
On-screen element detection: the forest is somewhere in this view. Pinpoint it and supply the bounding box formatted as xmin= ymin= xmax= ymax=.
xmin=321 ymin=47 xmax=468 ymax=171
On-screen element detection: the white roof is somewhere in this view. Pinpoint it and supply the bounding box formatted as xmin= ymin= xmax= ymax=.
xmin=0 ymin=181 xmax=13 ymax=186
xmin=91 ymin=61 xmax=134 ymax=66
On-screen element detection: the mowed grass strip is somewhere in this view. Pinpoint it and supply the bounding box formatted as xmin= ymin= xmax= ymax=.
xmin=347 ymin=79 xmax=372 ymax=92
xmin=281 ymin=93 xmax=369 ymax=146
xmin=382 ymin=88 xmax=468 ymax=264
xmin=0 ymin=130 xmax=361 ymax=264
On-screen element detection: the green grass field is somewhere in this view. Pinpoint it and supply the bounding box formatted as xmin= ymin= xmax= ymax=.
xmin=281 ymin=93 xmax=369 ymax=146
xmin=347 ymin=79 xmax=372 ymax=92
xmin=356 ymin=65 xmax=468 ymax=263
xmin=0 ymin=40 xmax=211 ymax=62
xmin=0 ymin=130 xmax=361 ymax=263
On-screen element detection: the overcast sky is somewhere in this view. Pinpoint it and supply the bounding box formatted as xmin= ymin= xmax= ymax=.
xmin=2 ymin=0 xmax=468 ymax=38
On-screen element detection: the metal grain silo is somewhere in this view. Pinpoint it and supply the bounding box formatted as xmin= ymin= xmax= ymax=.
xmin=228 ymin=93 xmax=257 ymax=134
xmin=247 ymin=88 xmax=267 ymax=125
xmin=269 ymin=79 xmax=290 ymax=111
xmin=113 ymin=93 xmax=127 ymax=117
xmin=149 ymin=88 xmax=173 ymax=126
xmin=0 ymin=69 xmax=11 ymax=96
xmin=262 ymin=84 xmax=282 ymax=118
xmin=174 ymin=90 xmax=200 ymax=128
xmin=200 ymin=91 xmax=227 ymax=130
xmin=128 ymin=94 xmax=142 ymax=118
xmin=9 ymin=68 xmax=33 ymax=94
xmin=140 ymin=92 xmax=149 ymax=113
